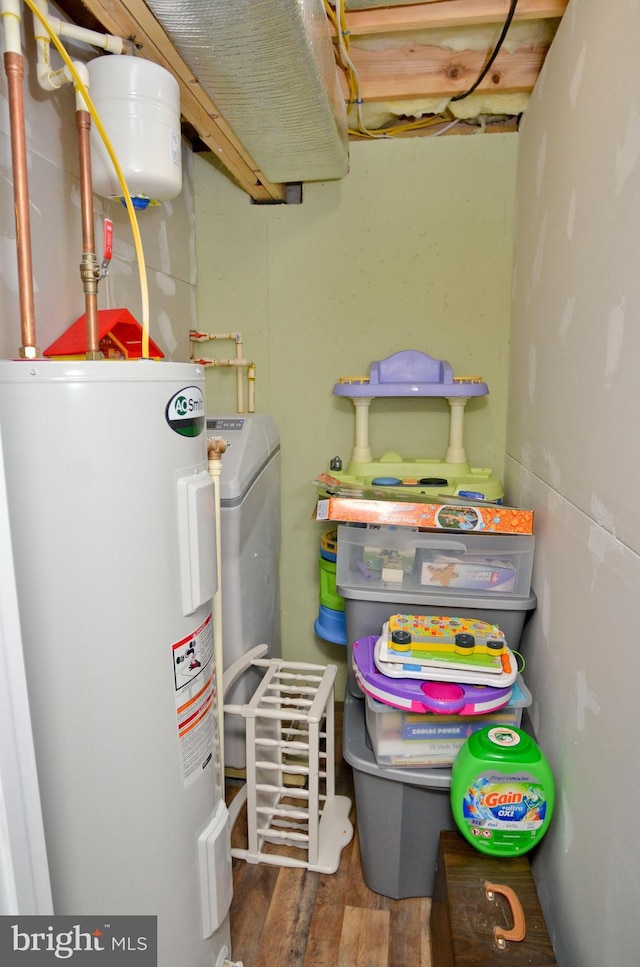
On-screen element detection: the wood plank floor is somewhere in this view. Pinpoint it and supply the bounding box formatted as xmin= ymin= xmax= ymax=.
xmin=225 ymin=703 xmax=433 ymax=967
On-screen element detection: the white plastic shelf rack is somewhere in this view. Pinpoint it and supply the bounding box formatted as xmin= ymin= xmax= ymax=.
xmin=224 ymin=650 xmax=353 ymax=873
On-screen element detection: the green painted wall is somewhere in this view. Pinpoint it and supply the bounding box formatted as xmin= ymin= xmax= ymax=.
xmin=195 ymin=134 xmax=518 ymax=693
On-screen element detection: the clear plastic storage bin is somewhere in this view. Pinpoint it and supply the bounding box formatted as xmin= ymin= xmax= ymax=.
xmin=337 ymin=524 xmax=534 ymax=598
xmin=364 ymin=677 xmax=532 ymax=769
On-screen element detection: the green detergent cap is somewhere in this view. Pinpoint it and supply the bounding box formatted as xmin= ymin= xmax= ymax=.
xmin=451 ymin=726 xmax=555 ymax=857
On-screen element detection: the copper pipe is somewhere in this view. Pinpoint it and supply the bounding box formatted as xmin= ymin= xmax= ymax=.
xmin=4 ymin=51 xmax=38 ymax=358
xmin=76 ymin=109 xmax=100 ymax=359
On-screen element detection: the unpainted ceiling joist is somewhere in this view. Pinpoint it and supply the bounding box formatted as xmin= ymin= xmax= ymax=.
xmin=341 ymin=43 xmax=548 ymax=102
xmin=331 ymin=0 xmax=567 ymax=105
xmin=342 ymin=0 xmax=569 ymax=38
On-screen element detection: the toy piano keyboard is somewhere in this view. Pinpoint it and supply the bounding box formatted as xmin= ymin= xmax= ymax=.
xmin=352 ymin=635 xmax=515 ymax=715
xmin=375 ymin=614 xmax=518 ymax=688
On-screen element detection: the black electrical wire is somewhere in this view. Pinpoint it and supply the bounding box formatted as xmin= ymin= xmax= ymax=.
xmin=451 ymin=0 xmax=519 ymax=102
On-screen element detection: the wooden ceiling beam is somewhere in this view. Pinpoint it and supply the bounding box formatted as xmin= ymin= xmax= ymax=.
xmin=342 ymin=0 xmax=569 ymax=37
xmin=340 ymin=43 xmax=547 ymax=101
xmin=57 ymin=0 xmax=287 ymax=202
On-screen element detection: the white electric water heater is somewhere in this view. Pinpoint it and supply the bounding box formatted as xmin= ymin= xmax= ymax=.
xmin=0 ymin=359 xmax=232 ymax=967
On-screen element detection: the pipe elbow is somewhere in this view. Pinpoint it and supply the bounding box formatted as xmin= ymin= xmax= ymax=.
xmin=35 ymin=61 xmax=66 ymax=90
xmin=69 ymin=60 xmax=89 ymax=87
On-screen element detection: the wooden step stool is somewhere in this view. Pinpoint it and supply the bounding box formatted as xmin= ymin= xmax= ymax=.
xmin=430 ymin=830 xmax=557 ymax=967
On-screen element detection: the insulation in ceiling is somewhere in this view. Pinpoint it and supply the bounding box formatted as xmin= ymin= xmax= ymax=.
xmin=348 ymin=19 xmax=557 ymax=130
xmin=144 ymin=0 xmax=349 ymax=184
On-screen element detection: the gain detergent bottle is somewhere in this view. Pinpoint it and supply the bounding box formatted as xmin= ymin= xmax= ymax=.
xmin=451 ymin=725 xmax=554 ymax=856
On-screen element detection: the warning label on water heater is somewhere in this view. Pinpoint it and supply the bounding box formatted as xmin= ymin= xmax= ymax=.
xmin=172 ymin=613 xmax=218 ymax=789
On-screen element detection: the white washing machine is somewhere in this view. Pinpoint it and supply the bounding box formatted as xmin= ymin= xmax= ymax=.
xmin=207 ymin=414 xmax=281 ymax=770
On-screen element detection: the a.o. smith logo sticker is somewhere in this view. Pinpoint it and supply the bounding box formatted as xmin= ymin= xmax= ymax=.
xmin=165 ymin=385 xmax=205 ymax=437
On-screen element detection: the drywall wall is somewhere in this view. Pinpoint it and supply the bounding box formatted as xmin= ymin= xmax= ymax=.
xmin=0 ymin=26 xmax=196 ymax=360
xmin=195 ymin=133 xmax=518 ymax=693
xmin=507 ymin=1 xmax=640 ymax=963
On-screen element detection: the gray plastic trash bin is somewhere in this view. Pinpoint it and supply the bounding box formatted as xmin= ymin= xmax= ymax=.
xmin=342 ymin=689 xmax=455 ymax=899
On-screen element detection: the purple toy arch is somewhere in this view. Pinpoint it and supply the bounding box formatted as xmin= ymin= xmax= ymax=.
xmin=333 ymin=350 xmax=488 ymax=398
xmin=332 ymin=350 xmax=490 ymax=469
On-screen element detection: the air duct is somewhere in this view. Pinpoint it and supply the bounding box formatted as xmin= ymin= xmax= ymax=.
xmin=144 ymin=0 xmax=348 ymax=185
